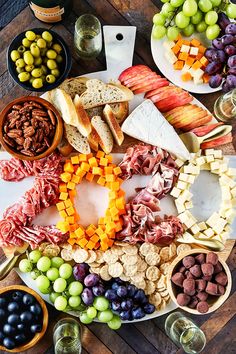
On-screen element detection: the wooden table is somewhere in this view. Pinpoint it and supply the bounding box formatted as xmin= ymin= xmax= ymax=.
xmin=0 ymin=1 xmax=236 ymax=353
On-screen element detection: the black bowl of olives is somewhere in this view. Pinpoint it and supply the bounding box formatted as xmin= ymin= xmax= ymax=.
xmin=7 ymin=28 xmax=72 ymax=92
xmin=0 ymin=285 xmax=48 ymax=352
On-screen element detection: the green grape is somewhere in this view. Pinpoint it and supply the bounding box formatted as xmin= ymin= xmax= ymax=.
xmin=153 ymin=13 xmax=166 ymax=25
xmin=50 ymin=292 xmax=60 ymax=304
xmin=79 ymin=312 xmax=93 ymax=324
xmin=37 ymin=256 xmax=51 ymax=272
xmin=205 ymin=11 xmax=218 ymax=25
xmin=59 ymin=263 xmax=72 ymax=279
xmin=36 ymin=274 xmax=50 ymax=290
xmin=87 ymin=307 xmax=97 ymax=319
xmin=53 ymin=278 xmax=67 ymax=293
xmin=191 ymin=10 xmax=203 ymax=25
xmin=68 ymin=296 xmax=81 ymax=308
xmin=183 ymin=0 xmax=198 ymax=17
xmin=175 ymin=11 xmax=190 ymax=28
xmin=93 ymin=296 xmax=109 ymax=311
xmin=68 ymin=281 xmax=83 ymax=296
xmin=182 ymin=23 xmax=195 ymax=36
xmin=19 ymin=259 xmax=33 ymax=273
xmin=226 ymin=4 xmax=236 ymax=19
xmin=196 ymin=21 xmax=207 ymax=32
xmin=30 ymin=269 xmax=41 ymax=280
xmin=51 ymin=257 xmax=64 ymax=268
xmin=47 ymin=267 xmax=59 ymax=281
xmin=97 ymin=310 xmax=114 ymax=323
xmin=39 ymin=286 xmax=51 ymax=294
xmin=210 ymin=0 xmax=221 ymax=6
xmin=108 ymin=315 xmax=122 ymax=330
xmin=161 ymin=0 xmax=170 ymax=2
xmin=170 ymin=0 xmax=184 ymax=7
xmin=206 ymin=24 xmax=220 ymax=40
xmin=10 ymin=50 xmax=20 ymax=62
xmin=198 ymin=0 xmax=212 ymax=13
xmin=152 ymin=25 xmax=166 ymax=39
xmin=167 ymin=26 xmax=179 ymax=40
xmin=29 ymin=250 xmax=41 ymax=263
xmin=162 ymin=3 xmax=175 ymax=18
xmin=54 ymin=296 xmax=68 ymax=311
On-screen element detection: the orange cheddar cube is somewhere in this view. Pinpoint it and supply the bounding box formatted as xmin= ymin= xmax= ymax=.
xmin=173 ymin=60 xmax=184 ymax=70
xmin=71 ymin=156 xmax=80 ymax=164
xmin=88 ymin=157 xmax=98 ymax=167
xmin=92 ymin=167 xmax=103 ymax=175
xmin=69 ymin=190 xmax=76 ymax=200
xmin=100 ymin=233 xmax=108 ymax=241
xmin=59 ymin=183 xmax=67 ymax=192
xmin=105 ymin=209 xmax=111 ymax=217
xmin=96 ymin=151 xmax=105 ymax=159
xmin=104 ymin=216 xmax=112 ymax=224
xmin=116 ymin=197 xmax=125 ymax=210
xmin=110 ymin=206 xmax=119 ymax=217
xmin=172 ymin=44 xmax=180 ymax=55
xmin=87 ymin=153 xmax=93 ymax=159
xmin=200 ymin=56 xmax=208 ymax=67
xmin=186 ymin=57 xmax=195 ymax=66
xmin=176 ymin=39 xmax=183 ymax=47
xmin=116 ymin=177 xmax=124 ymax=185
xmin=64 ymin=199 xmax=73 ymax=208
xmin=178 ymin=52 xmax=188 ymax=61
xmin=118 ymin=209 xmax=126 ymax=215
xmin=115 ymin=222 xmax=123 ymax=232
xmin=100 ymin=242 xmax=108 ymax=251
xmin=79 ymin=154 xmax=87 ymax=162
xmin=78 ymin=238 xmax=88 ymax=248
xmin=98 ymin=217 xmax=105 ymax=225
xmin=66 ymin=216 xmax=75 ymax=224
xmin=104 ymin=166 xmax=113 ymax=174
xmin=105 ymin=174 xmax=115 ymax=182
xmin=199 ymin=45 xmax=206 ymax=54
xmin=203 ymin=73 xmax=210 ymax=83
xmin=95 ymin=227 xmax=104 ymax=237
xmin=59 ymin=192 xmax=68 ymax=201
xmin=70 ymin=224 xmax=79 ymax=232
xmin=90 ymin=234 xmax=99 ymax=243
xmin=69 ymin=232 xmax=77 ymax=238
xmin=71 ymin=174 xmax=81 ymax=184
xmin=196 ymin=53 xmax=203 ymax=60
xmin=105 ymin=155 xmax=113 ymax=163
xmin=66 ymin=206 xmax=75 ymax=216
xmin=56 ymin=201 xmax=65 ymax=211
xmin=75 ymin=167 xmax=86 ymax=177
xmin=118 ymin=189 xmax=125 ymax=197
xmin=109 ymin=200 xmax=116 ymax=208
xmin=97 ymin=176 xmax=106 ymax=186
xmin=113 ymin=166 xmax=122 ymax=175
xmin=181 ymin=72 xmax=192 ymax=82
xmin=80 ymin=162 xmax=90 ymax=172
xmin=68 ymin=238 xmax=76 ymax=246
xmin=192 ymin=61 xmax=202 ymax=70
xmin=87 ymin=240 xmax=95 ymax=250
xmin=60 ymin=172 xmax=72 ymax=183
xmin=191 ymin=38 xmax=201 ymax=47
xmin=182 ymin=40 xmax=191 ymax=46
xmin=100 ymin=157 xmax=109 ymax=166
xmin=109 ymin=191 xmax=117 ymax=199
xmin=75 ymin=227 xmax=85 ymax=238
xmin=86 ymin=226 xmax=95 ymax=236
xmin=86 ymin=172 xmax=94 ymax=182
xmin=112 ymin=214 xmax=119 ymax=221
xmin=67 ymin=181 xmax=76 ymax=190
xmin=111 ymin=181 xmax=120 ymax=191
xmin=64 ymin=161 xmax=74 ymax=173
xmin=56 ymin=221 xmax=70 ymax=233
xmin=107 ymin=239 xmax=114 ymax=248
xmin=59 ymin=210 xmax=67 ymax=219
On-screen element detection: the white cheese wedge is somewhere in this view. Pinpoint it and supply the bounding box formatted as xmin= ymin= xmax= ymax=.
xmin=122 ymin=100 xmax=190 ymax=161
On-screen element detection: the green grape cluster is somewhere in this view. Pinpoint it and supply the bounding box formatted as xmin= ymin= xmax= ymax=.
xmin=152 ymin=0 xmax=236 ymax=41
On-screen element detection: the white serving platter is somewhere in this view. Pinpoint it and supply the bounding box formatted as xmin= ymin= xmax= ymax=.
xmin=151 ymin=29 xmax=221 ymax=94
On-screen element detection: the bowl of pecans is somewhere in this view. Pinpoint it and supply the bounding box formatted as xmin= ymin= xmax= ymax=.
xmin=0 ymin=96 xmax=63 ymax=160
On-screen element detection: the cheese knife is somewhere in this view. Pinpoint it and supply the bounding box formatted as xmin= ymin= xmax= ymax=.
xmin=0 ymin=243 xmax=28 ymax=280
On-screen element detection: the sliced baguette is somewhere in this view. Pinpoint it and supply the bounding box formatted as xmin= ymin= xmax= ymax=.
xmin=80 ymin=79 xmax=133 ymax=109
xmin=59 ymin=77 xmax=88 ymax=98
xmin=74 ymin=94 xmax=92 ymax=137
xmin=64 ymin=124 xmax=91 ymax=154
xmin=103 ymin=104 xmax=124 ymax=146
xmin=109 ymin=101 xmax=129 ymax=124
xmin=86 ymin=106 xmax=104 ymax=119
xmin=91 ymin=116 xmax=113 ymax=154
xmin=87 ymin=127 xmax=100 ymax=152
xmin=50 ymin=89 xmax=79 ymax=127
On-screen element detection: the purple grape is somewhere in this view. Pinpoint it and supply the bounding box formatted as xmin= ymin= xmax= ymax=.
xmin=105 ymin=289 xmax=118 ymax=301
xmin=209 ymin=74 xmax=223 ymax=88
xmin=222 ymin=34 xmax=234 ymax=46
xmin=121 ymin=299 xmax=134 ymax=310
xmin=73 ymin=263 xmax=89 ymax=282
xmin=133 ymin=289 xmax=147 ymax=304
xmin=218 ymin=13 xmax=231 ymax=31
xmin=111 ymin=301 xmax=121 ymax=312
xmin=92 ymin=284 xmax=105 ymax=296
xmin=81 ymin=288 xmax=94 ymax=305
xmin=127 ymin=284 xmax=136 ymax=297
xmin=120 ymin=310 xmax=131 ymax=321
xmin=114 ymin=278 xmax=124 ymax=284
xmin=205 ymin=62 xmax=222 ymax=75
xmin=225 ymin=45 xmax=236 ymax=56
xmin=222 ymin=81 xmax=231 ymax=93
xmin=212 ymin=50 xmax=226 ymax=63
xmin=205 ymin=48 xmax=218 ymax=61
xmin=226 ymin=23 xmax=236 ymax=35
xmin=226 ymin=74 xmax=236 ymax=88
xmin=116 ymin=286 xmax=128 ymax=298
xmin=111 ymin=282 xmax=119 ymax=291
xmin=84 ymin=274 xmax=100 ymax=287
xmin=228 ymin=67 xmax=236 ymax=75
xmin=228 ymin=55 xmax=236 ymax=68
xmin=212 ymin=39 xmax=224 ymax=50
xmin=143 ymin=303 xmax=155 ymax=314
xmin=131 ymin=307 xmax=145 ymax=319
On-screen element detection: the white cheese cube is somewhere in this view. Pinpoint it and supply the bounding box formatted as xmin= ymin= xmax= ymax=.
xmin=164 ymin=51 xmax=178 ymax=65
xmin=224 ymin=224 xmax=232 ymax=232
xmin=187 ymin=175 xmax=195 ymax=184
xmin=231 ymin=187 xmax=236 ymax=197
xmin=221 ymin=186 xmax=231 ymax=201
xmin=220 ymin=174 xmax=236 ymax=188
xmin=190 ymin=224 xmax=201 ymax=235
xmin=205 ymin=149 xmax=215 ymax=156
xmin=222 ymin=199 xmax=233 ymax=210
xmin=190 ymin=153 xmax=197 ymax=160
xmin=175 ymin=200 xmax=186 ymax=213
xmin=193 ymin=77 xmax=203 ymax=85
xmin=179 ymin=173 xmax=189 ymax=182
xmin=219 ymin=163 xmax=228 ymax=174
xmin=180 ymin=44 xmax=190 ymax=53
xmin=182 ymin=64 xmax=191 ymax=74
xmin=206 ymin=212 xmax=220 ymax=227
xmin=227 ymin=168 xmax=236 ymax=176
xmin=213 ymin=150 xmax=222 ymax=159
xmin=190 ymin=46 xmax=199 ymax=56
xmin=211 ymin=161 xmax=220 ymax=170
xmin=203 ymin=228 xmax=214 ymax=238
xmin=177 ymin=181 xmax=188 ymax=190
xmin=185 ymin=201 xmax=193 ymax=209
xmin=179 ymin=190 xmax=193 ymax=203
xmin=198 ymin=222 xmax=207 ymax=231
xmin=184 ymin=165 xmax=200 ymax=175
xmin=175 ymin=158 xmax=185 ymax=167
xmin=196 ymin=157 xmax=206 ymax=166
xmin=163 ymin=40 xmax=175 ymax=50
xmin=225 ymin=209 xmax=236 ymax=220
xmin=182 ymin=232 xmax=193 ymax=241
xmin=170 ymin=187 xmax=181 ymax=198
xmin=213 ymin=218 xmax=227 ymax=234
xmin=206 ymin=155 xmax=214 ymax=163
xmin=201 ymin=163 xmax=211 ymax=171
xmin=220 ymin=232 xmax=229 ymax=242
xmin=219 ymin=208 xmax=226 ymax=218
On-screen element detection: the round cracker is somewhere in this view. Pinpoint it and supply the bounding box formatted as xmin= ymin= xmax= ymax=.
xmin=100 ymin=265 xmax=112 ymax=281
xmin=169 ymin=243 xmax=177 ymax=258
xmin=131 ymin=273 xmax=145 ymax=284
xmin=86 ymin=250 xmax=97 ymax=264
xmin=139 ymin=243 xmax=155 ymax=256
xmin=124 ymin=263 xmax=138 ymax=277
xmin=114 ymin=241 xmax=128 ymax=247
xmin=149 ymin=292 xmax=162 ymax=308
xmin=160 ymin=262 xmax=170 ymax=275
xmin=103 ymin=250 xmax=118 ymax=264
xmin=111 ymin=245 xmax=124 ymax=256
xmin=123 ymin=245 xmax=138 ymax=255
xmin=145 ymin=281 xmax=156 ymax=295
xmin=177 ymin=243 xmax=192 ymax=255
xmin=90 ymin=267 xmax=100 ymax=274
xmin=159 ymin=289 xmax=169 ymax=298
xmin=73 ymin=248 xmax=88 ymax=263
xmin=132 ymin=279 xmax=146 ymax=290
xmin=95 ymin=250 xmax=104 ymax=264
xmin=145 ymin=252 xmax=161 ymax=266
xmin=121 ymin=254 xmax=138 ymax=265
xmin=42 ymin=244 xmax=60 ymax=257
xmin=160 ymin=247 xmax=170 ymax=262
xmin=146 ymin=266 xmax=161 ymax=281
xmin=61 ymin=248 xmax=73 ymax=261
xmin=88 ymin=262 xmax=100 ymax=268
xmin=119 ymin=274 xmax=130 ymax=282
xmin=108 ymin=262 xmax=123 ymax=277
xmin=137 ymin=259 xmax=148 ymax=272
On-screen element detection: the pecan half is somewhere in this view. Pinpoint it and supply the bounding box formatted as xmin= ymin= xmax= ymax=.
xmin=32 ymin=109 xmax=48 ymax=117
xmin=24 ymin=126 xmax=35 ymax=138
xmin=21 ymin=149 xmax=34 ymax=156
xmin=47 ymin=110 xmax=56 ymax=125
xmin=3 ymin=135 xmax=15 ymax=147
xmin=7 ymin=129 xmax=22 ymax=138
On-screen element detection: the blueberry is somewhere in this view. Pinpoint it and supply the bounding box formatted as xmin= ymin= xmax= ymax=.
xmin=17 ymin=323 xmax=28 ymax=331
xmin=8 ymin=302 xmax=19 ymax=313
xmin=105 ymin=289 xmax=118 ymax=301
xmin=30 ymin=303 xmax=42 ymax=316
xmin=7 ymin=314 xmax=20 ymax=325
xmin=92 ymin=284 xmax=105 ymax=296
xmin=15 ymin=333 xmax=27 ymax=344
xmin=3 ymin=337 xmax=15 ymax=350
xmin=0 ymin=309 xmax=6 ymax=319
xmin=127 ymin=284 xmax=136 ymax=297
xmin=111 ymin=282 xmax=119 ymax=291
xmin=133 ymin=289 xmax=146 ymax=304
xmin=119 ymin=310 xmax=131 ymax=321
xmin=3 ymin=324 xmax=16 ymax=336
xmin=20 ymin=311 xmax=33 ymax=323
xmin=121 ymin=298 xmax=133 ymax=310
xmin=12 ymin=291 xmax=23 ymax=302
xmin=143 ymin=303 xmax=155 ymax=314
xmin=30 ymin=324 xmax=42 ymax=333
xmin=0 ymin=297 xmax=7 ymax=308
xmin=111 ymin=301 xmax=121 ymax=312
xmin=116 ymin=286 xmax=128 ymax=298
xmin=132 ymin=307 xmax=145 ymax=319
xmin=23 ymin=294 xmax=35 ymax=306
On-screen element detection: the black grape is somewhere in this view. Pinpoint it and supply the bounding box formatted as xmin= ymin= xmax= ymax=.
xmin=222 ymin=81 xmax=231 ymax=93
xmin=218 ymin=13 xmax=231 ymax=31
xmin=225 ymin=23 xmax=236 ymax=35
xmin=212 ymin=50 xmax=226 ymax=63
xmin=205 ymin=62 xmax=222 ymax=75
xmin=228 ymin=67 xmax=236 ymax=75
xmin=209 ymin=74 xmax=223 ymax=88
xmin=226 ymin=74 xmax=236 ymax=88
xmin=205 ymin=48 xmax=218 ymax=62
xmin=212 ymin=38 xmax=224 ymax=50
xmin=222 ymin=34 xmax=234 ymax=45
xmin=228 ymin=55 xmax=236 ymax=68
xmin=225 ymin=45 xmax=236 ymax=56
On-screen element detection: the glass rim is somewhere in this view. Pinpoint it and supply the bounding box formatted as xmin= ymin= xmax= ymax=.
xmin=180 ymin=326 xmax=206 ymax=353
xmin=75 ymin=14 xmax=101 ymax=35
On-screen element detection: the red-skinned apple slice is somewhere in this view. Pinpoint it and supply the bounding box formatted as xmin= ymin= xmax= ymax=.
xmin=130 ymin=75 xmax=166 ymax=91
xmin=126 ymin=73 xmax=160 ymax=88
xmin=149 ymin=87 xmax=183 ymax=103
xmin=190 ymin=123 xmax=223 ymax=137
xmin=119 ymin=65 xmax=152 ymax=82
xmin=173 ymin=111 xmax=209 ymax=129
xmin=133 ymin=80 xmax=170 ymax=94
xmin=181 ymin=115 xmax=213 ymax=131
xmin=145 ymin=85 xmax=176 ymax=98
xmin=201 ymin=133 xmax=232 ymax=149
xmin=124 ymin=72 xmax=159 ymax=87
xmin=165 ymin=105 xmax=205 ymax=123
xmin=155 ymin=95 xmax=193 ymax=112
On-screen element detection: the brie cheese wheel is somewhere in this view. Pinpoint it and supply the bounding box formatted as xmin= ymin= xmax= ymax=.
xmin=122 ymin=99 xmax=190 ymax=161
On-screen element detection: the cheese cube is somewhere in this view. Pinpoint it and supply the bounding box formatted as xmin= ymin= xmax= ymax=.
xmin=219 ymin=208 xmax=226 ymax=218
xmin=201 ymin=163 xmax=211 ymax=171
xmin=227 ymin=168 xmax=236 ymax=176
xmin=180 ymin=44 xmax=190 ymax=53
xmin=221 ymin=186 xmax=231 ymax=201
xmin=206 ymin=212 xmax=220 ymax=227
xmin=187 ymin=175 xmax=195 ymax=184
xmin=196 ymin=157 xmax=206 ymax=166
xmin=170 ymin=187 xmax=181 ymax=198
xmin=213 ymin=218 xmax=227 ymax=234
xmin=175 ymin=200 xmax=186 ymax=213
xmin=178 ymin=211 xmax=196 ymax=228
xmin=231 ymin=187 xmax=236 ymax=197
xmin=213 ymin=150 xmax=222 ymax=159
xmin=190 ymin=224 xmax=201 ymax=235
xmin=179 ymin=190 xmax=193 ymax=202
xmin=179 ymin=173 xmax=189 ymax=182
xmin=198 ymin=222 xmax=207 ymax=231
xmin=224 ymin=224 xmax=232 ymax=232
xmin=184 ymin=165 xmax=200 ymax=175
xmin=190 ymin=46 xmax=199 ymax=56
xmin=182 ymin=64 xmax=191 ymax=74
xmin=205 ymin=149 xmax=215 ymax=156
xmin=185 ymin=201 xmax=193 ymax=209
xmin=163 ymin=40 xmax=175 ymax=50
xmin=165 ymin=51 xmax=178 ymax=65
xmin=204 ymin=228 xmax=214 ymax=238
xmin=220 ymin=232 xmax=229 ymax=242
xmin=193 ymin=77 xmax=203 ymax=85
xmin=175 ymin=158 xmax=185 ymax=167
xmin=225 ymin=209 xmax=236 ymax=220
xmin=182 ymin=232 xmax=193 ymax=241
xmin=177 ymin=181 xmax=188 ymax=190
xmin=190 ymin=153 xmax=197 ymax=160
xmin=220 ymin=174 xmax=236 ymax=188
xmin=222 ymin=200 xmax=233 ymax=210
xmin=193 ymin=68 xmax=204 ymax=79
xmin=211 ymin=161 xmax=220 ymax=170
xmin=206 ymin=155 xmax=214 ymax=163
xmin=219 ymin=163 xmax=228 ymax=174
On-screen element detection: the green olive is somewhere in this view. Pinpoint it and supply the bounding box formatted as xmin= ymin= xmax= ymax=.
xmin=46 ymin=74 xmax=56 ymax=84
xmin=25 ymin=31 xmax=36 ymax=41
xmin=51 ymin=68 xmax=60 ymax=77
xmin=52 ymin=43 xmax=62 ymax=54
xmin=17 ymin=45 xmax=26 ymax=54
xmin=30 ymin=44 xmax=40 ymax=57
xmin=16 ymin=67 xmax=24 ymax=74
xmin=16 ymin=58 xmax=25 ymax=68
xmin=42 ymin=31 xmax=53 ymax=42
xmin=46 ymin=49 xmax=57 ymax=59
xmin=56 ymin=54 xmax=63 ymax=64
xmin=40 ymin=48 xmax=47 ymax=56
xmin=47 ymin=59 xmax=57 ymax=70
xmin=35 ymin=34 xmax=41 ymax=41
xmin=18 ymin=72 xmax=30 ymax=82
xmin=41 ymin=64 xmax=48 ymax=75
xmin=23 ymin=51 xmax=34 ymax=65
xmin=37 ymin=38 xmax=46 ymax=49
xmin=22 ymin=38 xmax=32 ymax=48
xmin=34 ymin=57 xmax=42 ymax=66
xmin=31 ymin=68 xmax=43 ymax=78
xmin=25 ymin=64 xmax=34 ymax=72
xmin=10 ymin=50 xmax=21 ymax=62
xmin=32 ymin=78 xmax=43 ymax=89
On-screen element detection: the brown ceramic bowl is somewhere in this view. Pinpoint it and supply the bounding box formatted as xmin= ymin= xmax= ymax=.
xmin=0 ymin=285 xmax=48 ymax=353
xmin=167 ymin=249 xmax=232 ymax=315
xmin=0 ymin=96 xmax=63 ymax=161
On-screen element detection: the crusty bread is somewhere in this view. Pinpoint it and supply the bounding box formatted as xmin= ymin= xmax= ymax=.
xmin=110 ymin=102 xmax=129 ymax=124
xmin=50 ymin=89 xmax=79 ymax=127
xmin=103 ymin=104 xmax=124 ymax=146
xmin=86 ymin=106 xmax=104 ymax=119
xmin=80 ymin=79 xmax=133 ymax=109
xmin=59 ymin=77 xmax=88 ymax=98
xmin=87 ymin=127 xmax=100 ymax=152
xmin=73 ymin=94 xmax=92 ymax=137
xmin=64 ymin=124 xmax=91 ymax=154
xmin=57 ymin=137 xmax=74 ymax=156
xmin=91 ymin=116 xmax=113 ymax=154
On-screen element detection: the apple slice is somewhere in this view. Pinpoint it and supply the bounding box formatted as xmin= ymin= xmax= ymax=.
xmin=149 ymin=87 xmax=183 ymax=103
xmin=124 ymin=71 xmax=159 ymax=87
xmin=166 ymin=105 xmax=206 ymax=124
xmin=155 ymin=93 xmax=193 ymax=112
xmin=134 ymin=80 xmax=170 ymax=94
xmin=145 ymin=85 xmax=174 ymax=99
xmin=201 ymin=133 xmax=233 ymax=149
xmin=173 ymin=111 xmax=210 ymax=129
xmin=127 ymin=73 xmax=160 ymax=89
xmin=119 ymin=65 xmax=152 ymax=83
xmin=181 ymin=115 xmax=213 ymax=131
xmin=190 ymin=123 xmax=223 ymax=137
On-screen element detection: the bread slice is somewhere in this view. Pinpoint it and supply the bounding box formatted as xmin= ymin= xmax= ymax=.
xmin=91 ymin=116 xmax=113 ymax=154
xmin=103 ymin=105 xmax=124 ymax=146
xmin=86 ymin=106 xmax=104 ymax=119
xmin=73 ymin=94 xmax=92 ymax=137
xmin=87 ymin=127 xmax=100 ymax=152
xmin=80 ymin=79 xmax=133 ymax=109
xmin=49 ymin=89 xmax=79 ymax=127
xmin=64 ymin=124 xmax=91 ymax=154
xmin=57 ymin=137 xmax=74 ymax=156
xmin=110 ymin=102 xmax=129 ymax=124
xmin=59 ymin=77 xmax=88 ymax=98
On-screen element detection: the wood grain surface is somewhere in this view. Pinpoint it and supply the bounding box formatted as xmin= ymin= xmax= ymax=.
xmin=0 ymin=1 xmax=235 ymax=353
